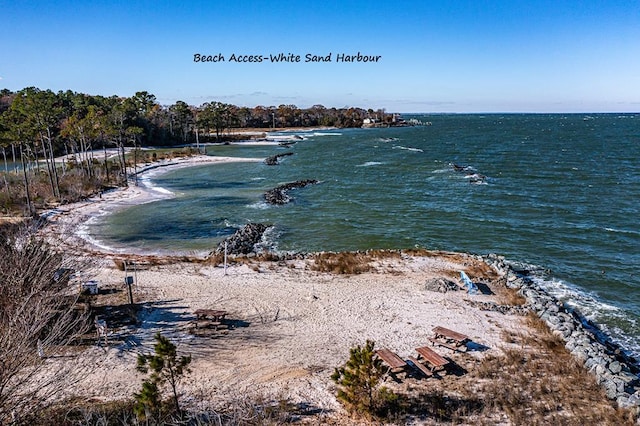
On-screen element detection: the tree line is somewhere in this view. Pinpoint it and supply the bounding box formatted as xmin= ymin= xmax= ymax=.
xmin=0 ymin=87 xmax=390 ymax=215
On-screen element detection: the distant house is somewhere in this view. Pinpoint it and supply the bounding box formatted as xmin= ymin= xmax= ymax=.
xmin=362 ymin=117 xmax=381 ymax=128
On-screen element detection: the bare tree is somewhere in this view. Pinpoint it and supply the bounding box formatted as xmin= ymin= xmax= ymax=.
xmin=0 ymin=222 xmax=90 ymax=423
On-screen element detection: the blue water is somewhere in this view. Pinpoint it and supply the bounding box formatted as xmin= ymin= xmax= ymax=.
xmin=91 ymin=114 xmax=640 ymax=355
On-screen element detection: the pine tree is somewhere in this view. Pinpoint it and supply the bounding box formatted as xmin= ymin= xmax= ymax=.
xmin=135 ymin=333 xmax=191 ymax=420
xmin=133 ymin=380 xmax=161 ymax=421
xmin=331 ymin=339 xmax=388 ymax=416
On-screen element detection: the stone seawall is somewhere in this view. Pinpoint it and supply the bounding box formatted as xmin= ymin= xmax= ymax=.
xmin=481 ymin=253 xmax=640 ymax=410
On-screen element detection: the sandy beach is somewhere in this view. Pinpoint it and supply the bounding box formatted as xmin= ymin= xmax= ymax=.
xmin=33 ymin=152 xmax=637 ymax=425
xmin=35 ymin=154 xmax=531 ymax=420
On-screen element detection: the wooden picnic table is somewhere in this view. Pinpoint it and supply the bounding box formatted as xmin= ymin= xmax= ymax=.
xmin=375 ymin=348 xmax=407 ymax=373
xmin=193 ymin=309 xmax=228 ymax=330
xmin=415 ymin=346 xmax=449 ymax=372
xmin=433 ymin=326 xmax=468 ymax=343
xmin=429 ymin=326 xmax=469 ymax=352
xmin=407 ymin=356 xmax=433 ymax=377
xmin=194 ymin=309 xmax=227 ymax=322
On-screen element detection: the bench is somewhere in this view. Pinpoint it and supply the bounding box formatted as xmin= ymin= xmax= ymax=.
xmin=430 ymin=326 xmax=469 ymax=352
xmin=375 ymin=348 xmax=407 ymax=373
xmin=408 ymin=356 xmax=433 ymax=377
xmin=415 ymin=346 xmax=449 ymax=372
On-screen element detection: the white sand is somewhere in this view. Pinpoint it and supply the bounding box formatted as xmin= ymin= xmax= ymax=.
xmin=54 ymin=256 xmax=521 ymax=415
xmin=39 ymin=154 xmax=524 ymax=417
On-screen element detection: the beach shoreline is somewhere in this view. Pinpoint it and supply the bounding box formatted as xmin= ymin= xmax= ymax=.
xmin=23 ymin=151 xmax=638 ymax=423
xmin=41 ymin=154 xmax=264 ymax=257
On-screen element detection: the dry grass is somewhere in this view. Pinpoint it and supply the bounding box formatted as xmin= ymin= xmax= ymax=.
xmin=498 ymin=285 xmax=528 ymax=307
xmin=310 ymin=250 xmax=410 ymax=275
xmin=463 ymin=314 xmax=636 ymax=425
xmin=311 ymin=251 xmax=373 ymax=274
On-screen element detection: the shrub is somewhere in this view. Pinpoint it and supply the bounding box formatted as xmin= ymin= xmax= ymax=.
xmin=0 ymin=223 xmax=90 ymax=423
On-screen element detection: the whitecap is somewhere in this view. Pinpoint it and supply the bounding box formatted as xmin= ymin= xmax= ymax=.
xmin=392 ymin=145 xmax=424 ymax=152
xmin=247 ymin=201 xmax=270 ymax=210
xmin=312 ymin=132 xmax=342 ymax=136
xmin=532 ymin=276 xmax=630 ymax=323
xmin=356 ymin=161 xmax=383 ymax=167
xmin=604 ymin=227 xmax=639 ymax=236
xmin=139 ymin=175 xmax=175 ymax=196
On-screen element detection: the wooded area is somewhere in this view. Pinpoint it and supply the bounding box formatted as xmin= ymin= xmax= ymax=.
xmin=0 ymin=87 xmax=391 ymax=216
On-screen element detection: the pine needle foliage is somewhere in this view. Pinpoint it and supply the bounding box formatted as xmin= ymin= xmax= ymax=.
xmin=135 ymin=333 xmax=191 ymax=421
xmin=331 ymin=339 xmax=391 ymax=417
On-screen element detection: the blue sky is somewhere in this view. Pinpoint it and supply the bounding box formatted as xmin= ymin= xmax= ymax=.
xmin=1 ymin=0 xmax=639 ymax=112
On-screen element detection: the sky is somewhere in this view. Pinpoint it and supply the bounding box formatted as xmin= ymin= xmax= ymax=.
xmin=1 ymin=0 xmax=639 ymax=112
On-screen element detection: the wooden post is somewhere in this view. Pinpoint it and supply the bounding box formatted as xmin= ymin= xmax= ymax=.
xmin=224 ymin=241 xmax=228 ymax=276
xmin=134 ymin=262 xmax=138 ymax=288
xmin=124 ymin=262 xmax=134 ymax=305
xmin=126 ymin=276 xmax=134 ymax=305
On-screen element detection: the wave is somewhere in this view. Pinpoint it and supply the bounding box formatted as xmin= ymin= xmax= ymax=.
xmin=139 ymin=173 xmax=175 ymax=196
xmin=247 ymin=200 xmax=270 ymax=210
xmin=392 ymin=145 xmax=424 ymax=152
xmin=265 ymin=135 xmax=304 ymax=141
xmin=356 ymin=161 xmax=383 ymax=167
xmin=604 ymin=227 xmax=639 ymax=236
xmin=530 ymin=274 xmax=640 ymax=357
xmin=76 ymin=212 xmax=127 ymax=254
xmin=256 ymin=225 xmax=280 ymax=253
xmin=312 ymin=132 xmax=342 ymax=136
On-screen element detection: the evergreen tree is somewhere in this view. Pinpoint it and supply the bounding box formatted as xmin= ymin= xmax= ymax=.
xmin=135 ymin=333 xmax=191 ymax=421
xmin=331 ymin=339 xmax=388 ymax=416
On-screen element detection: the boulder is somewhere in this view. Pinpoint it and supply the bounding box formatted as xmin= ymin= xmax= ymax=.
xmin=424 ymin=278 xmax=459 ymax=293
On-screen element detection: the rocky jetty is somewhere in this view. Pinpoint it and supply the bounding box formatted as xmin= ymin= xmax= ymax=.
xmin=264 ymin=152 xmax=294 ymax=165
xmin=482 ymin=253 xmax=640 ymax=409
xmin=214 ymin=223 xmax=270 ymax=255
xmin=264 ymin=179 xmax=318 ymax=205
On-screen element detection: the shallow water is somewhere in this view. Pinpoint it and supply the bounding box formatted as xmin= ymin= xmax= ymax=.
xmin=91 ymin=114 xmax=640 ymax=355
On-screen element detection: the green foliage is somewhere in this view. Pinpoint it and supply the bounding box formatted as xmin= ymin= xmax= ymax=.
xmin=133 ymin=380 xmax=161 ymax=421
xmin=331 ymin=339 xmax=393 ymax=417
xmin=135 ymin=332 xmax=191 ymax=421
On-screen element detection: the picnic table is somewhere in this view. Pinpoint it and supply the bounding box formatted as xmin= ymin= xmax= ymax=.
xmin=194 ymin=309 xmax=227 ymax=322
xmin=415 ymin=346 xmax=449 ymax=373
xmin=375 ymin=348 xmax=407 ymax=374
xmin=193 ymin=309 xmax=228 ymax=330
xmin=428 ymin=326 xmax=469 ymax=352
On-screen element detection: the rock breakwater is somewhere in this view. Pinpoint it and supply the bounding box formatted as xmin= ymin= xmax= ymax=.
xmin=214 ymin=223 xmax=270 ymax=255
xmin=482 ymin=253 xmax=640 ymax=410
xmin=264 ymin=152 xmax=294 ymax=166
xmin=264 ymin=180 xmax=318 ymax=205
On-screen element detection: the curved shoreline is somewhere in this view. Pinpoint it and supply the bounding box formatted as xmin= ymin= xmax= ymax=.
xmin=42 ymin=154 xmax=264 ymax=257
xmin=35 ymin=153 xmax=640 ymax=415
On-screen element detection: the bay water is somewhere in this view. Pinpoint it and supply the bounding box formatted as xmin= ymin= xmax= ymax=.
xmin=90 ymin=114 xmax=639 ymax=356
